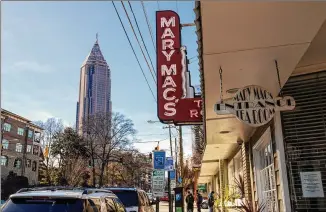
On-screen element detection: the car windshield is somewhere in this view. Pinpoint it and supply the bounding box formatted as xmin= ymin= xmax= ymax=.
xmin=110 ymin=190 xmax=139 ymax=207
xmin=2 ymin=198 xmax=84 ymax=212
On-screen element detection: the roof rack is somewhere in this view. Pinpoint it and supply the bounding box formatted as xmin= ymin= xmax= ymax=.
xmin=16 ymin=186 xmax=113 ymax=195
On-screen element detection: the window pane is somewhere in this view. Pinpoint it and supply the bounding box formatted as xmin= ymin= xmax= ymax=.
xmin=2 ymin=139 xmax=9 ymax=149
xmin=2 ymin=198 xmax=84 ymax=212
xmin=16 ymin=144 xmax=22 ymax=153
xmin=28 ymin=130 xmax=33 ymax=138
xmin=111 ymin=190 xmax=138 ymax=207
xmin=27 ymin=145 xmax=31 ymax=153
xmin=17 ymin=128 xmax=24 ymax=136
xmin=105 ymin=198 xmax=116 ymax=212
xmin=1 ymin=156 xmax=8 ymax=166
xmin=3 ymin=123 xmax=11 ymax=132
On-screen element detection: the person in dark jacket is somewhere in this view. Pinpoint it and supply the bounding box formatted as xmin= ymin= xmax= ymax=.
xmin=208 ymin=191 xmax=215 ymax=212
xmin=186 ymin=190 xmax=195 ymax=212
xmin=196 ymin=190 xmax=203 ymax=212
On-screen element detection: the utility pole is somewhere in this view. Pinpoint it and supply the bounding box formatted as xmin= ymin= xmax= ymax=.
xmin=164 ymin=125 xmax=173 ymax=212
xmin=179 ymin=126 xmax=183 ymax=186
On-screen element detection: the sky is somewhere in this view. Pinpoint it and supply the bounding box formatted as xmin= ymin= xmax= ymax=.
xmin=1 ymin=1 xmax=200 ymax=157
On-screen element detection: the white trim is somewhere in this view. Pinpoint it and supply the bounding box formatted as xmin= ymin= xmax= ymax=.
xmin=274 ymin=112 xmax=291 ymax=212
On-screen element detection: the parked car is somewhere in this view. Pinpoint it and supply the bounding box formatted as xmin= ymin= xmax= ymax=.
xmin=105 ymin=187 xmax=154 ymax=212
xmin=1 ymin=186 xmax=126 ymax=212
xmin=159 ymin=192 xmax=169 ymax=201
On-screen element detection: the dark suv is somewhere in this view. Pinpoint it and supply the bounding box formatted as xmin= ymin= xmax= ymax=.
xmin=104 ymin=187 xmax=154 ymax=212
xmin=1 ymin=187 xmax=127 ymax=212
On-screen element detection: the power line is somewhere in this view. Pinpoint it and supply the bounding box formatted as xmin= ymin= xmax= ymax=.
xmin=175 ymin=0 xmax=179 ymax=13
xmin=120 ymin=1 xmax=157 ymax=84
xmin=127 ymin=1 xmax=156 ymax=74
xmin=112 ymin=1 xmax=156 ymax=101
xmin=140 ymin=0 xmax=156 ymax=52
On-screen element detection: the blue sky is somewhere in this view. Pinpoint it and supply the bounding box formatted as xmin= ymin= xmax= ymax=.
xmin=2 ymin=1 xmax=200 ymax=156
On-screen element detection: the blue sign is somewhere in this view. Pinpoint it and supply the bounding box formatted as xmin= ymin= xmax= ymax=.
xmin=165 ymin=157 xmax=174 ymax=171
xmin=153 ymin=151 xmax=166 ymax=169
xmin=169 ymin=170 xmax=176 ymax=179
xmin=178 ymin=177 xmax=182 ymax=184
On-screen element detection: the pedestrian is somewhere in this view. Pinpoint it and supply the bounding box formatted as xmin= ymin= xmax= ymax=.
xmin=186 ymin=190 xmax=194 ymax=212
xmin=208 ymin=191 xmax=215 ymax=212
xmin=196 ymin=190 xmax=203 ymax=212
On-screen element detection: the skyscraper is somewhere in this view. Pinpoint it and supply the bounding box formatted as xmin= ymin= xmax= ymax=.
xmin=76 ymin=35 xmax=111 ymax=132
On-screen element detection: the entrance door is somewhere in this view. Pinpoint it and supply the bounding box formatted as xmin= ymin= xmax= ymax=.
xmin=253 ymin=127 xmax=278 ymax=212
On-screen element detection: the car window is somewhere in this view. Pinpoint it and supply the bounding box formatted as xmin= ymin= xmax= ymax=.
xmin=86 ymin=198 xmax=101 ymax=212
xmin=111 ymin=190 xmax=139 ymax=207
xmin=113 ymin=198 xmax=126 ymax=212
xmin=105 ymin=197 xmax=116 ymax=212
xmin=2 ymin=198 xmax=84 ymax=212
xmin=139 ymin=192 xmax=148 ymax=206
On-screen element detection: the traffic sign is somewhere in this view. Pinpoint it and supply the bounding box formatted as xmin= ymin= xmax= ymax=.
xmin=153 ymin=151 xmax=166 ymax=169
xmin=170 ymin=170 xmax=176 ymax=180
xmin=152 ymin=170 xmax=165 ymax=197
xmin=165 ymin=157 xmax=174 ymax=171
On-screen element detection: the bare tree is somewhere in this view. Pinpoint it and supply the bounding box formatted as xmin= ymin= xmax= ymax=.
xmin=34 ymin=118 xmax=64 ymax=185
xmin=82 ymin=112 xmax=136 ymax=186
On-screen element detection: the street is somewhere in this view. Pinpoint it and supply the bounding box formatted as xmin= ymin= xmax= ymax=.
xmin=155 ymin=202 xmax=209 ymax=212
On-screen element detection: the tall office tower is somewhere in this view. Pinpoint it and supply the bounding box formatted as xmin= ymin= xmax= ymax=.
xmin=76 ymin=35 xmax=111 ymax=133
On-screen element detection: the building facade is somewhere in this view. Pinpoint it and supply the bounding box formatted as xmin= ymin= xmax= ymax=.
xmin=192 ymin=2 xmax=326 ymax=211
xmin=76 ymin=37 xmax=112 ymax=133
xmin=1 ymin=109 xmax=44 ymax=185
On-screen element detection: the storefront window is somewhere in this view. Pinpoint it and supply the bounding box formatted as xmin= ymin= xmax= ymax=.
xmin=253 ymin=128 xmax=277 ymax=212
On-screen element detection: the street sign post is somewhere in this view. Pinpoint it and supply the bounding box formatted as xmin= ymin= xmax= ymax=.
xmin=165 ymin=157 xmax=174 ymax=171
xmin=152 ymin=170 xmax=165 ymax=197
xmin=153 ymin=151 xmax=166 ymax=170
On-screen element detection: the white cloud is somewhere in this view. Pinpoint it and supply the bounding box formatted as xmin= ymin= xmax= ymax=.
xmin=5 ymin=61 xmax=54 ymax=74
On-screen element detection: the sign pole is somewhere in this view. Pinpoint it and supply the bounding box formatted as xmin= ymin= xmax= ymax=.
xmin=156 ymin=197 xmax=160 ymax=212
xmin=168 ymin=171 xmax=172 ymax=212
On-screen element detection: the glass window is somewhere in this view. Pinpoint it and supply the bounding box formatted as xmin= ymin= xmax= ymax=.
xmin=17 ymin=128 xmax=25 ymax=136
xmin=26 ymin=159 xmax=31 ymax=167
xmin=1 ymin=156 xmax=8 ymax=166
xmin=105 ymin=198 xmax=116 ymax=212
xmin=3 ymin=123 xmax=11 ymax=132
xmin=14 ymin=158 xmax=22 ymax=168
xmin=16 ymin=143 xmax=23 ymax=152
xmin=111 ymin=190 xmax=139 ymax=207
xmin=113 ymin=198 xmax=126 ymax=212
xmin=28 ymin=130 xmax=33 ymax=139
xmin=33 ymin=146 xmax=39 ymax=156
xmin=1 ymin=198 xmax=84 ymax=212
xmin=86 ymin=198 xmax=101 ymax=212
xmin=32 ymin=161 xmax=37 ymax=171
xmin=27 ymin=145 xmax=32 ymax=153
xmin=2 ymin=139 xmax=9 ymax=149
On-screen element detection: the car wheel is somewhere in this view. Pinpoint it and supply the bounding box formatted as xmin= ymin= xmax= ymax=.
xmin=201 ymin=202 xmax=208 ymax=209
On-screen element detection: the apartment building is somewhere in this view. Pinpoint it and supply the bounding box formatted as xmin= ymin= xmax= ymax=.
xmin=1 ymin=109 xmax=44 ymax=185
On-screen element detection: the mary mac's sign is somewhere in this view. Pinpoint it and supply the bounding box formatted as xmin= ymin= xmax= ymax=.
xmin=215 ymin=85 xmax=295 ymax=127
xmin=156 ymin=10 xmax=202 ymax=125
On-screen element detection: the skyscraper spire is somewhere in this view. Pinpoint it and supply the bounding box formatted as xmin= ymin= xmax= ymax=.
xmin=96 ymin=33 xmax=99 ymax=43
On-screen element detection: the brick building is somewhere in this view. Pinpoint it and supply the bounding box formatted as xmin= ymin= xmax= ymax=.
xmin=1 ymin=109 xmax=44 ymax=185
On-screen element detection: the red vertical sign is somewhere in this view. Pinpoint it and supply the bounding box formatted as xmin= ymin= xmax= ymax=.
xmin=156 ymin=10 xmax=202 ymax=125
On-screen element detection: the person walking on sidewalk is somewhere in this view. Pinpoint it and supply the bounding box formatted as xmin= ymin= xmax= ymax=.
xmin=186 ymin=190 xmax=195 ymax=212
xmin=208 ymin=191 xmax=215 ymax=212
xmin=196 ymin=190 xmax=203 ymax=212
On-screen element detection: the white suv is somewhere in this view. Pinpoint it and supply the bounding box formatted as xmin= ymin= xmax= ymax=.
xmin=1 ymin=186 xmax=127 ymax=212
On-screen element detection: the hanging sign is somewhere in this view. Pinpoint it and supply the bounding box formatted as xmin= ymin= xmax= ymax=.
xmin=156 ymin=10 xmax=202 ymax=125
xmin=214 ymin=85 xmax=295 ymax=127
